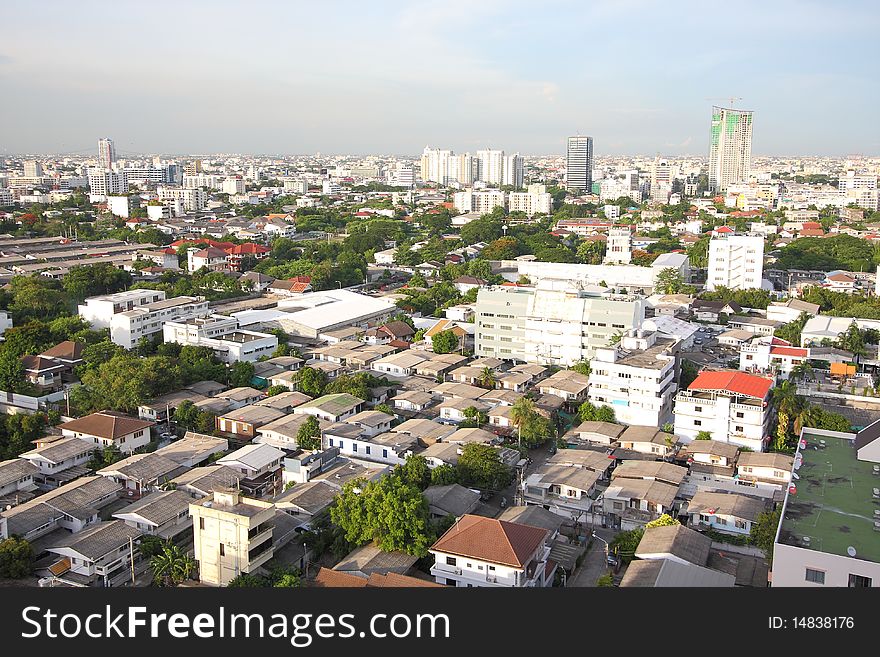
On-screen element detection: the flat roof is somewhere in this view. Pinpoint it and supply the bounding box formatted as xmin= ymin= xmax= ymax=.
xmin=778 ymin=430 xmax=880 ymax=563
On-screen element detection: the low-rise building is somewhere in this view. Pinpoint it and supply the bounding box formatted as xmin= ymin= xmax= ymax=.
xmin=162 ymin=315 xmax=278 ymax=363
xmin=45 ymin=520 xmax=143 ymax=587
xmin=429 ymin=514 xmax=555 ymax=588
xmin=59 ymin=411 xmax=155 ymax=455
xmin=294 ymin=393 xmax=365 ymax=423
xmin=685 ymin=490 xmax=767 ymax=536
xmin=217 ymin=443 xmax=285 ymax=497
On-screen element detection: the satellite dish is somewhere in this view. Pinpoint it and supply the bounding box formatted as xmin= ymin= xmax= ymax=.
xmin=847 ymin=546 xmax=857 ymax=557
xmin=792 ymin=472 xmax=799 ymax=480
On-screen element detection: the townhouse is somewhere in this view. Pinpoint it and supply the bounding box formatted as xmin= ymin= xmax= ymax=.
xmin=59 ymin=411 xmax=155 ymax=455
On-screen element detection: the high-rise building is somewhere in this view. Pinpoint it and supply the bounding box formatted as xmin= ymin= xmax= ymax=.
xmin=97 ymin=138 xmax=116 ymax=170
xmin=508 ymin=184 xmax=552 ymax=216
xmin=708 ymin=106 xmax=753 ymax=193
xmin=184 ymin=159 xmax=203 ymax=176
xmin=839 ymin=170 xmax=879 ymax=212
xmin=23 ymin=160 xmax=43 ymax=178
xmin=502 ymin=153 xmax=524 ymax=188
xmin=87 ymin=169 xmax=128 ymax=196
xmin=453 ymin=189 xmax=506 ymax=214
xmin=420 ymin=147 xmax=452 ymax=184
xmin=706 ymin=234 xmax=764 ymax=291
xmin=566 ymin=136 xmax=593 ymax=193
xmin=477 ymin=149 xmax=504 ymax=185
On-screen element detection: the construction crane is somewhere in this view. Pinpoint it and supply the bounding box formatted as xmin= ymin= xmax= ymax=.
xmin=706 ymin=96 xmax=743 ymax=107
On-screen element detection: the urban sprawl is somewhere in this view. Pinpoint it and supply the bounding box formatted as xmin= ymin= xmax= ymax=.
xmin=0 ymin=107 xmax=879 ymax=590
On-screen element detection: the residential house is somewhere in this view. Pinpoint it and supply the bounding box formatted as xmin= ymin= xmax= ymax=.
xmin=59 ymin=411 xmax=155 ymax=455
xmin=601 ymin=478 xmax=680 ymax=530
xmin=429 ymin=515 xmax=556 ymax=588
xmin=563 ymin=421 xmax=626 ymax=446
xmin=112 ymin=489 xmax=194 ymax=540
xmin=538 ymin=370 xmax=590 ymax=404
xmin=0 ymin=458 xmax=39 ymax=506
xmin=294 ymin=393 xmax=365 ymax=423
xmin=256 ymin=414 xmax=331 ymax=451
xmin=217 ymin=443 xmax=286 ymax=497
xmin=97 ymin=452 xmax=185 ymax=497
xmin=216 ymin=404 xmax=286 ymax=440
xmin=686 ymin=491 xmax=767 ymax=536
xmin=44 ymin=520 xmax=143 ymax=587
xmin=18 ymin=436 xmax=97 ymax=488
xmin=423 ymin=484 xmax=480 ymax=519
xmin=617 ymin=425 xmax=676 ymax=458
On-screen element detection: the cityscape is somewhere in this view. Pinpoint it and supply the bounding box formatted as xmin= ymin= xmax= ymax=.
xmin=1 ymin=2 xmax=879 ymax=598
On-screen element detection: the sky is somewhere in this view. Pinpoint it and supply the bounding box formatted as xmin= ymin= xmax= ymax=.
xmin=1 ymin=0 xmax=879 ymax=157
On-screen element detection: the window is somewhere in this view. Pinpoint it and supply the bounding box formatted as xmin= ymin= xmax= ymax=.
xmin=848 ymin=574 xmax=872 ymax=588
xmin=219 ymin=544 xmax=225 ymax=557
xmin=736 ymin=412 xmax=744 ymax=419
xmin=694 ymin=420 xmax=702 ymax=426
xmin=735 ymin=426 xmax=744 ymax=432
xmin=488 ymin=566 xmax=495 ymax=571
xmin=805 ymin=568 xmax=825 ymax=584
xmin=446 ymin=557 xmax=457 ymax=566
xmin=199 ymin=518 xmax=205 ymax=530
xmin=365 ymin=446 xmax=371 ymax=455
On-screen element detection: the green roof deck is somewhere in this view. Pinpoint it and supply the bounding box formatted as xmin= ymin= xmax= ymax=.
xmin=778 ymin=430 xmax=880 ymax=564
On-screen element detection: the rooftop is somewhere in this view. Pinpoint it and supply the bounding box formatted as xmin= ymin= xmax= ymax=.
xmin=777 ymin=430 xmax=880 ymax=563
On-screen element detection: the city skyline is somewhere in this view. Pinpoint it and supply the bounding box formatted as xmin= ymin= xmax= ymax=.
xmin=1 ymin=1 xmax=879 ymax=157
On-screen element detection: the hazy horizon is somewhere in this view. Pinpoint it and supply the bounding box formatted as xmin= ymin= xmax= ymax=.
xmin=2 ymin=0 xmax=879 ymax=157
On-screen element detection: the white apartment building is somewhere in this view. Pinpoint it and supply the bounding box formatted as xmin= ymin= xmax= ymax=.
xmin=162 ymin=315 xmax=278 ymax=363
xmin=190 ymin=489 xmax=277 ymax=586
xmin=87 ymin=169 xmax=128 ymax=196
xmin=110 ymin=295 xmax=210 ymax=348
xmin=223 ymin=176 xmax=245 ymax=195
xmin=183 ymin=173 xmax=224 ymax=189
xmin=839 ymin=170 xmax=879 ymax=211
xmin=604 ymin=226 xmax=633 ymax=264
xmin=476 ymin=149 xmax=504 ymax=185
xmin=420 ymin=147 xmax=453 ymax=184
xmin=508 ymin=184 xmax=552 ymax=216
xmin=453 ymin=189 xmax=506 ymax=214
xmin=79 ymin=289 xmax=167 ymax=329
xmin=283 ymin=179 xmax=309 ymax=194
xmin=502 ymin=153 xmax=523 ymax=188
xmin=566 ymin=135 xmax=593 ymax=193
xmin=157 ymin=186 xmax=207 ymax=211
xmin=588 ymin=330 xmax=677 ymax=427
xmin=706 ymin=234 xmax=764 ymax=291
xmin=673 ymin=369 xmax=773 ymax=451
xmin=739 ymin=336 xmax=809 ymax=379
xmin=475 ymin=283 xmax=645 ymax=367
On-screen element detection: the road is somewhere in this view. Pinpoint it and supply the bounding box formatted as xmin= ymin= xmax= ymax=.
xmin=566 ymin=528 xmax=618 ymax=587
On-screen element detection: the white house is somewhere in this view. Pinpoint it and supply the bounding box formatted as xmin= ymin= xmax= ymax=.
xmin=686 ymin=491 xmax=767 ymax=536
xmin=45 ymin=520 xmax=143 ymax=587
xmin=429 ymin=514 xmax=555 ymax=588
xmin=59 ymin=411 xmax=155 ymax=455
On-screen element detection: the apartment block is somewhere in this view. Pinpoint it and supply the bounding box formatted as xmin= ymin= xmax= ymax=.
xmin=587 ymin=329 xmax=677 ymax=427
xmin=162 ymin=315 xmax=278 ymax=363
xmin=706 ymin=234 xmax=764 ymax=291
xmin=475 ymin=284 xmax=645 ymax=366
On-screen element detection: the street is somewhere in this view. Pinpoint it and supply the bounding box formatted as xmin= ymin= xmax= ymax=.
xmin=566 ymin=528 xmax=618 ymax=587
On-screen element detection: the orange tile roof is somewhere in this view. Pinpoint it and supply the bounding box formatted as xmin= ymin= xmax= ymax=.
xmin=60 ymin=411 xmax=155 ymax=440
xmin=770 ymin=346 xmax=808 ymax=358
xmin=430 ymin=514 xmax=548 ymax=568
xmin=688 ymin=371 xmax=772 ymax=400
xmin=312 ymin=568 xmax=369 ymax=587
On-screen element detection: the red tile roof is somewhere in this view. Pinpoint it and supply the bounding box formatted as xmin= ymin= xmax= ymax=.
xmin=770 ymin=346 xmax=808 ymax=358
xmin=226 ymin=243 xmax=271 ymax=255
xmin=430 ymin=514 xmax=548 ymax=568
xmin=688 ymin=370 xmax=772 ymax=400
xmin=60 ymin=411 xmax=155 ymax=439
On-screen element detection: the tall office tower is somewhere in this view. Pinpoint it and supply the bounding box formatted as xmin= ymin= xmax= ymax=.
xmin=706 ymin=234 xmax=764 ymax=291
xmin=24 ymin=160 xmax=43 ymax=178
xmin=97 ymin=138 xmax=116 ymax=170
xmin=476 ymin=149 xmax=504 ymax=185
xmin=184 ymin=159 xmax=203 ymax=176
xmin=650 ymin=156 xmax=672 ymax=200
xmin=565 ymin=135 xmax=593 ymax=193
xmin=502 ymin=153 xmax=524 ymax=188
xmin=708 ymin=106 xmax=753 ymax=193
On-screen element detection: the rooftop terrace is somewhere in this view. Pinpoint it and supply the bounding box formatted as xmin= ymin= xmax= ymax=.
xmin=777 ymin=430 xmax=880 ymax=564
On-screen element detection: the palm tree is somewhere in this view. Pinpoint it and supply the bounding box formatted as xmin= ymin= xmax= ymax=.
xmin=772 ymin=380 xmax=806 ymax=452
xmin=789 ymin=361 xmax=814 ymax=384
xmin=150 ymin=542 xmax=196 ymax=587
xmin=794 ymin=404 xmax=824 ymax=436
xmin=836 ymin=321 xmax=867 ymax=365
xmin=510 ymin=397 xmax=539 ymax=449
xmin=477 ymin=366 xmax=497 ymax=389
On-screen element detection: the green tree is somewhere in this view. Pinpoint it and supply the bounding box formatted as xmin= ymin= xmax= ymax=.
xmin=457 ymin=443 xmax=512 ymax=491
xmin=430 ymin=464 xmax=459 ymax=487
xmin=477 ymin=366 xmax=497 ymax=389
xmin=228 ymin=361 xmax=255 ymax=388
xmin=329 ymin=476 xmax=433 ymax=557
xmin=596 ymin=573 xmax=614 ymax=587
xmin=772 ymin=380 xmax=806 ymax=452
xmin=149 ymin=542 xmax=196 ymax=587
xmin=396 ymin=454 xmax=432 ymax=491
xmin=265 ymin=384 xmax=290 ymax=397
xmin=655 ymin=267 xmax=686 ymax=295
xmin=227 ymin=573 xmax=268 ymax=587
xmin=510 ymin=397 xmax=552 ymax=448
xmin=609 ymin=527 xmax=644 ymax=564
xmin=750 ymin=508 xmax=781 ymax=562
xmin=0 ymin=536 xmax=34 ymax=578
xmin=431 ymin=329 xmax=460 ymax=354
xmin=296 ymin=366 xmax=328 ymax=397
xmin=0 ymin=350 xmax=34 ymax=394
xmin=137 ymin=535 xmax=166 ymax=559
xmin=578 ymin=401 xmax=617 ymax=424
xmin=571 ymin=360 xmax=591 ymax=377
xmin=645 ymin=514 xmax=680 ymax=528
xmin=695 ymin=431 xmax=712 ymax=441
xmin=296 ymin=416 xmax=322 ymax=450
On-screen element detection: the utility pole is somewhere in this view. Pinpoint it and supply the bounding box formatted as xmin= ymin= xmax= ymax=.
xmin=129 ymin=536 xmax=136 ymax=586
